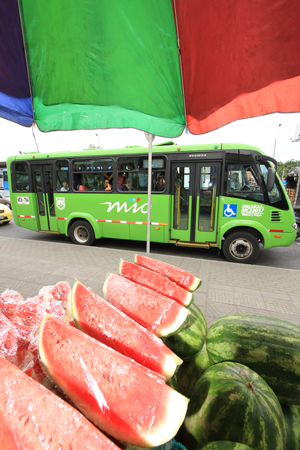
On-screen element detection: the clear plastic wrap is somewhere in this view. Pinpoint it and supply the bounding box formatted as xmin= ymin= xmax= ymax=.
xmin=0 ymin=281 xmax=71 ymax=383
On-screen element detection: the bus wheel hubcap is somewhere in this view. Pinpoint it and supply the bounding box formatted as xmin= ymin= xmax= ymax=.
xmin=230 ymin=238 xmax=253 ymax=259
xmin=74 ymin=226 xmax=89 ymax=243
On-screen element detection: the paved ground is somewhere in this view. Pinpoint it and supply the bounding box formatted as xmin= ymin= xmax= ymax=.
xmin=1 ymin=236 xmax=299 ymax=328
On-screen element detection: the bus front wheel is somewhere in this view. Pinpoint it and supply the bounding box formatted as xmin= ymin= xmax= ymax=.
xmin=70 ymin=220 xmax=95 ymax=246
xmin=223 ymin=231 xmax=260 ymax=264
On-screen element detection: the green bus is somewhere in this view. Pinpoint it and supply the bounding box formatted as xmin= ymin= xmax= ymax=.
xmin=7 ymin=142 xmax=297 ymax=263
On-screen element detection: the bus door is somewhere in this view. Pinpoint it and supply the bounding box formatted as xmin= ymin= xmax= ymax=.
xmin=171 ymin=162 xmax=220 ymax=244
xmin=32 ymin=164 xmax=58 ymax=232
xmin=171 ymin=163 xmax=193 ymax=242
xmin=194 ymin=163 xmax=220 ymax=243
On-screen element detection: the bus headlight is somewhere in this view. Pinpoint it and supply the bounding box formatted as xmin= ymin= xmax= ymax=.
xmin=292 ymin=222 xmax=297 ymax=231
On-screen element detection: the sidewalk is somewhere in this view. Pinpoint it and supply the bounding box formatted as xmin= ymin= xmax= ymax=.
xmin=1 ymin=236 xmax=299 ymax=328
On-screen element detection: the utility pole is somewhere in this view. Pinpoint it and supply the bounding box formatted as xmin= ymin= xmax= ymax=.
xmin=273 ymin=123 xmax=282 ymax=159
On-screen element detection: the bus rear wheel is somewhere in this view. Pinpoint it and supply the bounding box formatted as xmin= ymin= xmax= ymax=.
xmin=70 ymin=220 xmax=95 ymax=246
xmin=223 ymin=231 xmax=260 ymax=264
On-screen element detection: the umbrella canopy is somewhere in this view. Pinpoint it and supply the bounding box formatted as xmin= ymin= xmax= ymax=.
xmin=1 ymin=0 xmax=300 ymax=136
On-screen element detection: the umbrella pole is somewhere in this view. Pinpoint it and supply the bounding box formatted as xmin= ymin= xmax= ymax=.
xmin=146 ymin=136 xmax=153 ymax=255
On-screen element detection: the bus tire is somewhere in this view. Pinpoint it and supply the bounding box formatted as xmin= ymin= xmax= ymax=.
xmin=69 ymin=220 xmax=95 ymax=246
xmin=223 ymin=231 xmax=260 ymax=264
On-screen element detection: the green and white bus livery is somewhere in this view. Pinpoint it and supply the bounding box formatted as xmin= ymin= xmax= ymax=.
xmin=7 ymin=142 xmax=297 ymax=264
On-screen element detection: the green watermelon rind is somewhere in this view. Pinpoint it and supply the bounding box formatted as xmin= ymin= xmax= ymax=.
xmin=163 ymin=303 xmax=207 ymax=361
xmin=183 ymin=361 xmax=286 ymax=450
xmin=71 ymin=280 xmax=183 ymax=380
xmin=102 ymin=273 xmax=191 ymax=338
xmin=176 ymin=342 xmax=213 ymax=398
xmin=134 ymin=254 xmax=201 ymax=293
xmin=119 ymin=259 xmax=194 ymax=307
xmin=206 ymin=314 xmax=300 ymax=405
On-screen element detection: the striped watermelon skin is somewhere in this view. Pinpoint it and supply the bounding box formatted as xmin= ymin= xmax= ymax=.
xmin=183 ymin=361 xmax=286 ymax=450
xmin=163 ymin=303 xmax=207 ymax=361
xmin=281 ymin=404 xmax=300 ymax=450
xmin=134 ymin=254 xmax=201 ymax=292
xmin=206 ymin=314 xmax=300 ymax=405
xmin=119 ymin=260 xmax=194 ymax=307
xmin=201 ymin=442 xmax=255 ymax=450
xmin=176 ymin=342 xmax=213 ymax=398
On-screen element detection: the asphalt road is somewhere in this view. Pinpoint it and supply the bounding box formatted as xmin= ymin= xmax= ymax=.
xmin=1 ymin=219 xmax=299 ymax=270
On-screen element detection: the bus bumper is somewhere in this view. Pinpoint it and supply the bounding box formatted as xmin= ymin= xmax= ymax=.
xmin=266 ymin=230 xmax=297 ymax=248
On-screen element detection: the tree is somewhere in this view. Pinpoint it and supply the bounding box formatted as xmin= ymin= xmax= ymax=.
xmin=277 ymin=160 xmax=300 ymax=179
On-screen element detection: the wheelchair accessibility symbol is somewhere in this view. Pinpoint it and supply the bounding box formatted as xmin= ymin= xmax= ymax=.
xmin=223 ymin=204 xmax=237 ymax=217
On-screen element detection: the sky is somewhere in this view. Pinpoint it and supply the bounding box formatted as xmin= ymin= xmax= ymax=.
xmin=1 ymin=112 xmax=300 ymax=164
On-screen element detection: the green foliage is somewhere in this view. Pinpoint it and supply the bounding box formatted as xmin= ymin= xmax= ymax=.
xmin=277 ymin=160 xmax=300 ymax=179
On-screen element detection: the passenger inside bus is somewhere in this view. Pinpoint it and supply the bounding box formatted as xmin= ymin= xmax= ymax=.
xmin=84 ymin=173 xmax=96 ymax=190
xmin=155 ymin=173 xmax=165 ymax=191
xmin=122 ymin=179 xmax=130 ymax=191
xmin=230 ymin=173 xmax=240 ymax=191
xmin=104 ymin=179 xmax=112 ymax=191
xmin=60 ymin=181 xmax=69 ymax=192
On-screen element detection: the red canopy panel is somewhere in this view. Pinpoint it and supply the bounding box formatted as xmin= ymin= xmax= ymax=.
xmin=174 ymin=0 xmax=300 ymax=134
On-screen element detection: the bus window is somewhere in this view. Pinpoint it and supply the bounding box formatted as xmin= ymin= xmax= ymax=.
xmin=3 ymin=169 xmax=9 ymax=190
xmin=73 ymin=158 xmax=113 ymax=191
xmin=198 ymin=166 xmax=217 ymax=232
xmin=225 ymin=164 xmax=264 ymax=202
xmin=15 ymin=162 xmax=29 ymax=191
xmin=117 ymin=156 xmax=165 ymax=192
xmin=56 ymin=160 xmax=69 ymax=191
xmin=260 ymin=164 xmax=288 ymax=210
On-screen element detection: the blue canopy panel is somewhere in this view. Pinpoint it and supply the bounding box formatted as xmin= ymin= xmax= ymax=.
xmin=0 ymin=0 xmax=33 ymax=126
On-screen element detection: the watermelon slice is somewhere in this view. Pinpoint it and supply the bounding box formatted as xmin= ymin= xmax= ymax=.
xmin=71 ymin=280 xmax=182 ymax=380
xmin=39 ymin=315 xmax=189 ymax=447
xmin=134 ymin=254 xmax=201 ymax=292
xmin=103 ymin=273 xmax=190 ymax=337
xmin=119 ymin=260 xmax=194 ymax=307
xmin=0 ymin=358 xmax=121 ymax=449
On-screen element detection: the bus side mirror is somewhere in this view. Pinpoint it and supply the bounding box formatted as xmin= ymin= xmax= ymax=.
xmin=266 ymin=167 xmax=275 ymax=192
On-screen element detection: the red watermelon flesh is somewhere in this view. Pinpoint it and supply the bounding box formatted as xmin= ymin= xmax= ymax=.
xmin=0 ymin=311 xmax=9 ymax=327
xmin=2 ymin=323 xmax=31 ymax=367
xmin=119 ymin=260 xmax=194 ymax=307
xmin=39 ymin=315 xmax=189 ymax=447
xmin=0 ymin=290 xmax=23 ymax=321
xmin=48 ymin=281 xmax=71 ymax=306
xmin=103 ymin=273 xmax=190 ymax=337
xmin=45 ymin=297 xmax=65 ymax=318
xmin=28 ymin=338 xmax=48 ymax=383
xmin=135 ymin=254 xmax=201 ymax=292
xmin=17 ymin=295 xmax=46 ymax=326
xmin=71 ymin=280 xmax=182 ymax=380
xmin=0 ymin=358 xmax=122 ymax=450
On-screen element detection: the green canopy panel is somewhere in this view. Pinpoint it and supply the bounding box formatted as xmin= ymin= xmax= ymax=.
xmin=19 ymin=0 xmax=185 ymax=136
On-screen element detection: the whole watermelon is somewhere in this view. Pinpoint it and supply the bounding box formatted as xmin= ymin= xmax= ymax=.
xmin=201 ymin=442 xmax=255 ymax=450
xmin=163 ymin=303 xmax=206 ymax=360
xmin=182 ymin=361 xmax=286 ymax=450
xmin=206 ymin=314 xmax=300 ymax=405
xmin=281 ymin=403 xmax=300 ymax=450
xmin=176 ymin=342 xmax=213 ymax=398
